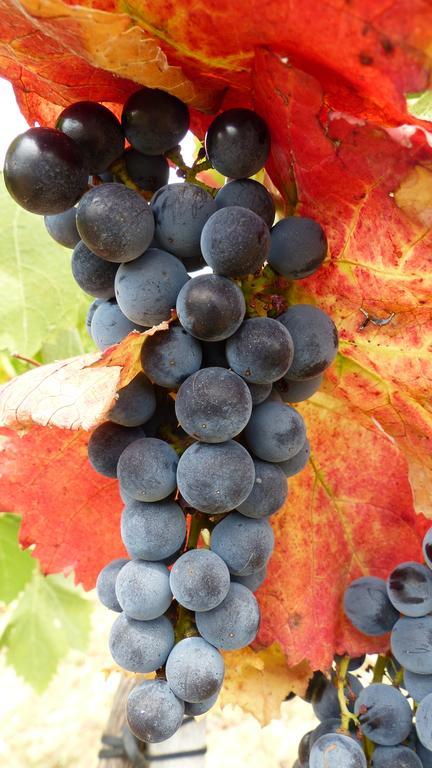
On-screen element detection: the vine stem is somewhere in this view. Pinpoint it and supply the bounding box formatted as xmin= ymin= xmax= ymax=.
xmin=336 ymin=655 xmax=359 ymax=731
xmin=187 ymin=512 xmax=205 ymax=550
xmin=165 ymin=147 xmax=216 ymax=195
xmin=11 ymin=353 xmax=41 ymax=367
xmin=372 ymin=654 xmax=389 ymax=683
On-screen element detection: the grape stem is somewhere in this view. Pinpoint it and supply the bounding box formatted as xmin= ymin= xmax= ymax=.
xmin=107 ymin=158 xmax=152 ymax=200
xmin=187 ymin=512 xmax=207 ymax=551
xmin=372 ymin=654 xmax=389 ymax=684
xmin=164 ymin=146 xmax=216 ymax=195
xmin=335 ymin=655 xmax=359 ymax=731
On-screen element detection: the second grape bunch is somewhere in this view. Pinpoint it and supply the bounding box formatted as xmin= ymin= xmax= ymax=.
xmin=4 ymin=86 xmax=338 ymax=743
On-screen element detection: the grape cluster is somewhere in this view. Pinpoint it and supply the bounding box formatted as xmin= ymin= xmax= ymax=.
xmin=294 ymin=525 xmax=432 ymax=767
xmin=4 ymin=89 xmax=338 ymax=743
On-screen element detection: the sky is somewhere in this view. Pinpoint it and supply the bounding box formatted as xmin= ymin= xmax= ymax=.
xmin=0 ymin=78 xmax=29 ymax=169
xmin=0 ymin=76 xmax=196 ymax=173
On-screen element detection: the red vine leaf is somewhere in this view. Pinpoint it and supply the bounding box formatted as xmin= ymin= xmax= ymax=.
xmin=253 ymin=52 xmax=432 ymax=516
xmin=0 ymin=0 xmax=431 ymax=127
xmin=0 ymin=426 xmax=125 ymax=588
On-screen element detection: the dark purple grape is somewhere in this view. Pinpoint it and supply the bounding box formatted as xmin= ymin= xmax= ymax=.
xmin=122 ymin=147 xmax=169 ymax=191
xmin=44 ymin=207 xmax=80 ymax=248
xmin=215 ymin=178 xmax=275 ymax=227
xmin=205 ymin=108 xmax=270 ymax=178
xmin=122 ymin=87 xmax=189 ymax=155
xmin=4 ymin=128 xmax=88 ymax=214
xmin=56 ymin=101 xmax=124 ymax=174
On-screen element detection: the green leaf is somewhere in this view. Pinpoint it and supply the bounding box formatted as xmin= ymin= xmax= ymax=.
xmin=0 ymin=174 xmax=90 ymax=358
xmin=407 ymin=90 xmax=432 ymax=121
xmin=0 ymin=514 xmax=36 ymax=602
xmin=41 ymin=327 xmax=85 ymax=363
xmin=0 ymin=572 xmax=92 ymax=691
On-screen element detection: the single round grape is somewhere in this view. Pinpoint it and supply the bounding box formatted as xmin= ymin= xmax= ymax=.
xmin=391 ymin=615 xmax=432 ymax=674
xmin=244 ymin=401 xmax=307 ymax=462
xmin=211 ymin=513 xmax=274 ymax=576
xmin=311 ymin=673 xmax=363 ymax=721
xmin=216 ymin=178 xmax=275 ymax=227
xmin=201 ymin=206 xmax=270 ymax=277
xmin=109 ymin=372 xmax=156 ymax=427
xmin=44 ymin=206 xmax=80 ymax=248
xmin=169 ymin=549 xmax=230 ymax=612
xmin=298 ymin=731 xmax=313 ymax=766
xmin=424 ymin=527 xmax=432 ymax=570
xmin=121 ymin=499 xmax=186 ymax=561
xmin=226 ymin=317 xmax=294 ymax=384
xmin=232 ymin=566 xmax=267 ymax=592
xmin=166 ymin=637 xmax=224 ymax=703
xmin=176 ymin=274 xmax=245 ymax=342
xmin=309 ymin=718 xmax=348 ymax=749
xmin=115 ymin=560 xmax=172 ymax=620
xmin=403 ymin=670 xmax=432 ymax=702
xmin=152 ymin=183 xmax=217 ymax=259
xmin=278 ymin=305 xmax=339 ymax=380
xmin=76 ymin=183 xmax=154 ymax=263
xmin=184 ymin=694 xmax=218 ymax=716
xmin=278 ymin=438 xmax=311 ymax=477
xmin=175 ymin=367 xmax=252 ymax=443
xmin=109 ymin=612 xmax=174 ymax=672
xmin=343 ymin=576 xmax=399 ymax=636
xmin=196 ymin=582 xmax=260 ymax=650
xmin=354 ymin=684 xmax=412 ymax=746
xmin=56 ymin=101 xmax=124 ymax=174
xmin=96 ymin=558 xmax=129 ymax=611
xmin=276 ymin=375 xmax=323 ymax=403
xmin=122 ymin=87 xmax=189 ymax=155
xmin=140 ymin=325 xmax=202 ymax=389
xmin=418 ymin=741 xmax=432 ymax=768
xmin=372 ymin=746 xmax=422 ymax=768
xmin=4 ymin=127 xmax=88 ymax=214
xmin=90 ymin=299 xmax=147 ymax=350
xmin=237 ymin=459 xmax=288 ymax=518
xmin=115 ymin=248 xmax=189 ymax=326
xmin=177 ymin=441 xmax=255 ymax=515
xmin=71 ymin=240 xmax=117 ymax=298
xmin=117 ymin=437 xmax=178 ymax=502
xmin=127 ymin=679 xmax=184 ymax=743
xmin=205 ymin=108 xmax=270 ymax=178
xmin=387 ymin=561 xmax=432 ymax=618
xmin=309 ymin=733 xmax=366 ymax=768
xmin=87 ymin=422 xmax=145 ymax=478
xmin=247 ymin=381 xmax=273 ymax=406
xmin=85 ymin=298 xmax=104 ymax=337
xmin=269 ymin=217 xmax=327 ymax=279
xmin=122 ymin=148 xmax=169 ymax=192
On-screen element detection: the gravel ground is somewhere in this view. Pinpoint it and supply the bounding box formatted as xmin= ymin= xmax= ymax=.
xmin=0 ymin=598 xmax=317 ymax=768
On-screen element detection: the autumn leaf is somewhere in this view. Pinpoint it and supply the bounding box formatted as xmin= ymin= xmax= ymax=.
xmin=221 ymin=644 xmax=311 ymax=724
xmin=0 ymin=0 xmax=431 ymax=127
xmin=0 ymin=426 xmax=125 ymax=588
xmin=253 ymin=52 xmax=432 ymax=516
